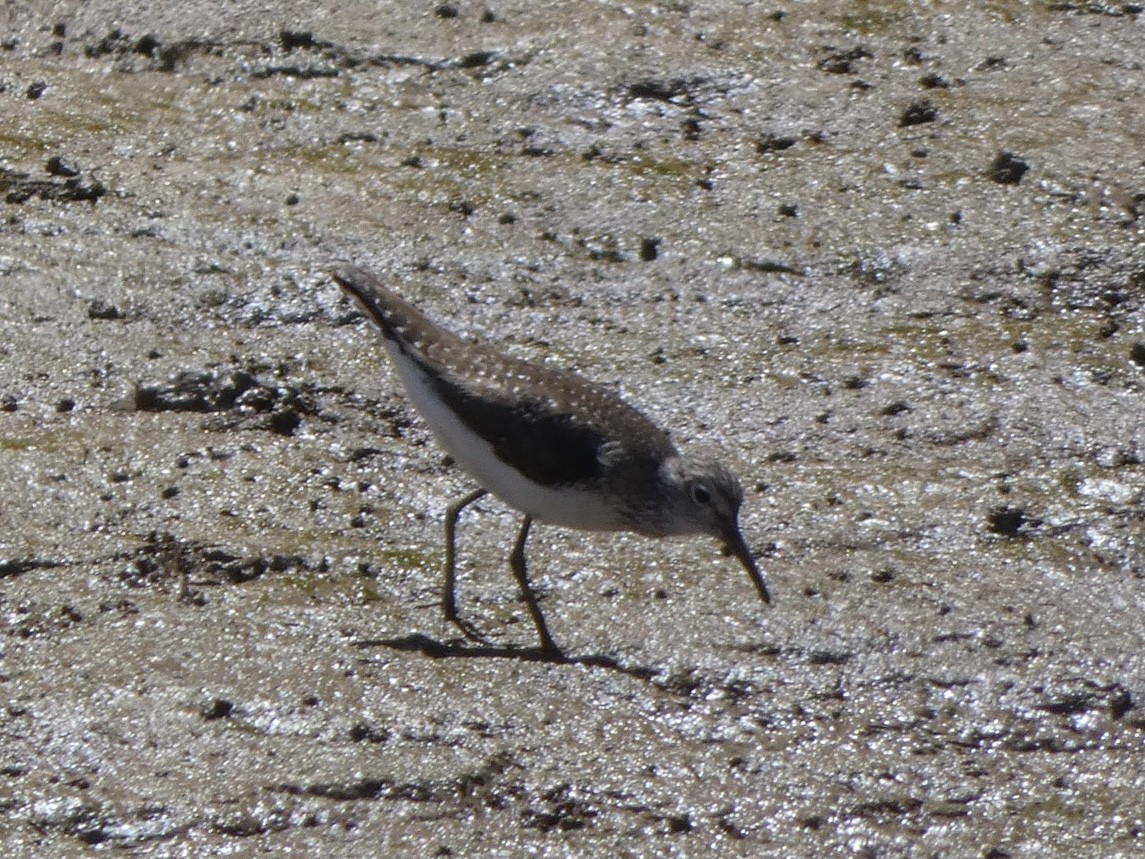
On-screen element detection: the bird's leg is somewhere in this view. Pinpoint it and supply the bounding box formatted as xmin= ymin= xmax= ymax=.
xmin=509 ymin=515 xmax=561 ymax=655
xmin=443 ymin=487 xmax=489 ymax=643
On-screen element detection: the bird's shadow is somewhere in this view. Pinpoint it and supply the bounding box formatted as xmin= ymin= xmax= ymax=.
xmin=353 ymin=633 xmax=658 ymax=681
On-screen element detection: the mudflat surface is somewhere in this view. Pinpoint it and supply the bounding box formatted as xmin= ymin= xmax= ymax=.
xmin=2 ymin=1 xmax=1144 ymax=856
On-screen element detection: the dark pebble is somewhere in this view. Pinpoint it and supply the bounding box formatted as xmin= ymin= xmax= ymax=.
xmin=134 ymin=34 xmax=161 ymax=56
xmin=268 ymin=407 xmax=301 ymax=436
xmin=200 ymin=698 xmax=234 ymax=720
xmin=756 ymin=134 xmax=797 ymax=153
xmin=899 ymin=99 xmax=938 ymax=127
xmin=1129 ymin=342 xmax=1145 ymax=367
xmin=458 ymin=50 xmax=497 ymax=69
xmin=988 ymin=151 xmax=1028 ymax=185
xmin=639 ymin=237 xmax=660 ymax=262
xmin=87 ymin=298 xmax=125 ymax=320
xmin=280 ymin=30 xmax=315 ymax=51
xmin=987 ymin=506 xmax=1025 ymax=536
xmin=46 ymin=156 xmax=80 ymax=177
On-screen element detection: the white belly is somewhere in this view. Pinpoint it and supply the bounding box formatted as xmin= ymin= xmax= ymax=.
xmin=386 ymin=347 xmax=622 ymax=531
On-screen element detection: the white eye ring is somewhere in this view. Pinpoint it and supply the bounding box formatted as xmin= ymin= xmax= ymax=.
xmin=690 ymin=483 xmax=711 ymax=505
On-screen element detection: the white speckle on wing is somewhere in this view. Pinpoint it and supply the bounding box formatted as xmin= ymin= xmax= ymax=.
xmin=387 ymin=347 xmax=621 ymax=531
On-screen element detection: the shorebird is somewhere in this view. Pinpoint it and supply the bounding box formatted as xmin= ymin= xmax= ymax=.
xmin=331 ymin=265 xmax=769 ymax=654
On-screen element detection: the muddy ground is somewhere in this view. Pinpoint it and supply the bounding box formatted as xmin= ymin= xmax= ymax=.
xmin=1 ymin=1 xmax=1144 ymax=856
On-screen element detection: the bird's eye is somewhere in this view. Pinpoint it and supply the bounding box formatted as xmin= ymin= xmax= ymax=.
xmin=690 ymin=483 xmax=711 ymax=506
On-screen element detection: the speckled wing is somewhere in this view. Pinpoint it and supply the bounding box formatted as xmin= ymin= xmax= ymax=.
xmin=424 ymin=354 xmax=676 ymax=488
xmin=332 ymin=264 xmax=676 ymax=488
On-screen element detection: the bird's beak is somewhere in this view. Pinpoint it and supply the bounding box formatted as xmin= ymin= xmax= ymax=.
xmin=723 ymin=524 xmax=771 ymax=604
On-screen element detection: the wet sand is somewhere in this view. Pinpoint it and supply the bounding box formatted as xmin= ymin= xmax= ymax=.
xmin=1 ymin=2 xmax=1143 ymax=856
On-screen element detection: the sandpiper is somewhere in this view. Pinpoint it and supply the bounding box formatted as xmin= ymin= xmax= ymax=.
xmin=331 ymin=265 xmax=769 ymax=654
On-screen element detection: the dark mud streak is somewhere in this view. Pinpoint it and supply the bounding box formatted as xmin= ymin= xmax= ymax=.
xmin=0 ymin=558 xmax=64 ymax=578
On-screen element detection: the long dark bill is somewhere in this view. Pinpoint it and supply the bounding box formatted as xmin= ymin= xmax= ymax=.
xmin=724 ymin=525 xmax=771 ymax=604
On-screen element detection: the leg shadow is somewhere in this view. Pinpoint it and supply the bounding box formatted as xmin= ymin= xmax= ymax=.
xmin=353 ymin=633 xmax=658 ymax=680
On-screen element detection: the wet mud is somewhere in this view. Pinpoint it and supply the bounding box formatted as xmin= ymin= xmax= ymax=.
xmin=1 ymin=2 xmax=1144 ymax=856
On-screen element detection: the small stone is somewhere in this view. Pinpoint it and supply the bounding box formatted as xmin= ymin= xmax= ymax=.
xmin=280 ymin=30 xmax=315 ymax=51
xmin=87 ymin=298 xmax=126 ymax=320
xmin=899 ymin=99 xmax=938 ymax=127
xmin=134 ymin=34 xmax=161 ymax=56
xmin=988 ymin=151 xmax=1028 ymax=185
xmin=200 ymin=697 xmax=234 ymax=720
xmin=987 ymin=506 xmax=1025 ymax=536
xmin=46 ymin=156 xmax=80 ymax=177
xmin=1130 ymin=342 xmax=1145 ymax=367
